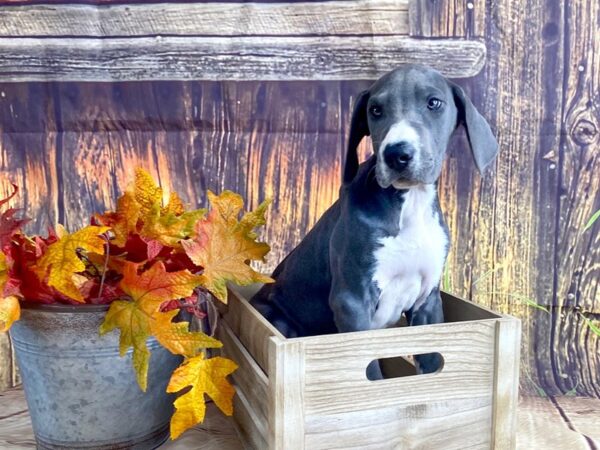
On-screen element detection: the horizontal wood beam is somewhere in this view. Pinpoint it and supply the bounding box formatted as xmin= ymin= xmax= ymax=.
xmin=0 ymin=36 xmax=486 ymax=82
xmin=0 ymin=0 xmax=409 ymax=37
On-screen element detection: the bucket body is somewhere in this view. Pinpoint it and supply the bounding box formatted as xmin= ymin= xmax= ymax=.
xmin=10 ymin=303 xmax=181 ymax=449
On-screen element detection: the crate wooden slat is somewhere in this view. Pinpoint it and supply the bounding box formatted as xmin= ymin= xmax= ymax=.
xmin=220 ymin=287 xmax=521 ymax=450
xmin=0 ymin=0 xmax=410 ymax=37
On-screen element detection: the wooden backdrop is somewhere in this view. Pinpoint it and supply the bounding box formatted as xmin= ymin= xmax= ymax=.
xmin=0 ymin=0 xmax=598 ymax=399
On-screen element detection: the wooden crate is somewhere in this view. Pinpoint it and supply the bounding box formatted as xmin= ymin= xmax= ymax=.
xmin=217 ymin=287 xmax=521 ymax=450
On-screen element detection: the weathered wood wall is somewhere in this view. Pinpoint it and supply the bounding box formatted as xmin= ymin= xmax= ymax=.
xmin=0 ymin=0 xmax=598 ymax=398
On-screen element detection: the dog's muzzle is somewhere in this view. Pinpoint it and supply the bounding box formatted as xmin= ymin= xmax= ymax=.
xmin=383 ymin=141 xmax=415 ymax=174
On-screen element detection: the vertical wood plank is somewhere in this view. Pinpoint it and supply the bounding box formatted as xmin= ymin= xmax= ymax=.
xmin=244 ymin=81 xmax=344 ymax=271
xmin=268 ymin=337 xmax=305 ymax=450
xmin=409 ymin=0 xmax=486 ymax=38
xmin=492 ymin=319 xmax=521 ymax=449
xmin=0 ymin=82 xmax=60 ymax=391
xmin=551 ymin=0 xmax=600 ymax=396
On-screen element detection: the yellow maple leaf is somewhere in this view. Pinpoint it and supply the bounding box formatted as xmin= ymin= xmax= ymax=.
xmin=182 ymin=191 xmax=273 ymax=303
xmin=99 ymin=261 xmax=209 ymax=391
xmin=141 ymin=203 xmax=206 ymax=247
xmin=162 ymin=192 xmax=185 ymax=216
xmin=99 ymin=299 xmax=151 ymax=389
xmin=167 ymin=353 xmax=237 ymax=439
xmin=134 ymin=169 xmax=163 ymax=218
xmin=151 ymin=309 xmax=221 ymax=357
xmin=236 ymin=199 xmax=270 ymax=239
xmin=35 ymin=225 xmax=110 ymax=302
xmin=0 ymin=295 xmax=20 ymax=332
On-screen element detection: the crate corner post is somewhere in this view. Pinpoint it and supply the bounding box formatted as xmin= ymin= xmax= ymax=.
xmin=492 ymin=317 xmax=522 ymax=449
xmin=267 ymin=336 xmax=306 ymax=450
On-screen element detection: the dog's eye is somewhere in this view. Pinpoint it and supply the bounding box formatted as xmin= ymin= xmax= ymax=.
xmin=427 ymin=98 xmax=444 ymax=111
xmin=369 ymin=105 xmax=383 ymax=117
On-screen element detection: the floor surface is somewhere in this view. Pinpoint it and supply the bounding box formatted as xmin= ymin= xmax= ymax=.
xmin=1 ymin=387 xmax=599 ymax=449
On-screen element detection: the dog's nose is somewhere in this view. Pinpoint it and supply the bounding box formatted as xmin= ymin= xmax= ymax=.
xmin=384 ymin=142 xmax=414 ymax=172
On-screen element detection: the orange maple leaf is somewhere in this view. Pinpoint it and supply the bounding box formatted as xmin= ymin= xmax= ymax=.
xmin=182 ymin=191 xmax=273 ymax=303
xmin=35 ymin=225 xmax=110 ymax=302
xmin=119 ymin=261 xmax=204 ymax=315
xmin=0 ymin=295 xmax=20 ymax=332
xmin=99 ymin=261 xmax=213 ymax=391
xmin=95 ymin=191 xmax=140 ymax=247
xmin=167 ymin=353 xmax=237 ymax=439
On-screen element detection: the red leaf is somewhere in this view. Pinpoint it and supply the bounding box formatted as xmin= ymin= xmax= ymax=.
xmin=0 ymin=184 xmax=29 ymax=250
xmin=79 ymin=279 xmax=126 ymax=305
xmin=145 ymin=239 xmax=164 ymax=260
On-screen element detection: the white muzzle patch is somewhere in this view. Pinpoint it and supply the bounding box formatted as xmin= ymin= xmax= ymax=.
xmin=377 ymin=121 xmax=422 ymax=188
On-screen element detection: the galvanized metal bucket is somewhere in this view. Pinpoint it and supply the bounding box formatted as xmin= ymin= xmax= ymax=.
xmin=10 ymin=303 xmax=181 ymax=450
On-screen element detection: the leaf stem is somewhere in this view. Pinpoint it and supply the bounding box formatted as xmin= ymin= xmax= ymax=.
xmin=97 ymin=235 xmax=110 ymax=300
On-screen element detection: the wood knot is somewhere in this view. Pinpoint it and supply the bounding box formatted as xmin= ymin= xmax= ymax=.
xmin=571 ymin=118 xmax=598 ymax=146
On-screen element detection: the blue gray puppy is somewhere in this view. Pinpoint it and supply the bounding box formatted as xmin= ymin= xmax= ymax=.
xmin=250 ymin=65 xmax=498 ymax=375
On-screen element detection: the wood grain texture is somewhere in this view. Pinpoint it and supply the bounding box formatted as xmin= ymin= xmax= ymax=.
xmin=221 ymin=289 xmax=284 ymax=374
xmin=0 ymin=36 xmax=486 ymax=82
xmin=304 ymin=399 xmax=492 ymax=450
xmin=516 ymin=396 xmax=593 ymax=450
xmin=230 ymin=387 xmax=268 ymax=450
xmin=554 ymin=396 xmax=600 ymax=444
xmin=409 ymin=0 xmax=486 ymax=38
xmin=550 ymin=0 xmax=600 ymax=397
xmin=0 ymin=1 xmax=409 ymax=37
xmin=417 ymin=0 xmax=599 ymax=397
xmin=217 ymin=322 xmax=269 ymax=426
xmin=299 ymin=320 xmax=498 ymax=415
xmin=268 ymin=338 xmax=305 ymax=450
xmin=0 ymin=0 xmax=598 ymax=398
xmin=224 ymin=288 xmax=519 ymax=449
xmin=492 ymin=319 xmax=521 ymax=449
xmin=2 ymin=386 xmax=598 ymax=449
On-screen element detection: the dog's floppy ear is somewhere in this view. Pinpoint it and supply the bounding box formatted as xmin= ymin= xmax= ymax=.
xmin=450 ymin=82 xmax=499 ymax=175
xmin=343 ymin=90 xmax=370 ymax=184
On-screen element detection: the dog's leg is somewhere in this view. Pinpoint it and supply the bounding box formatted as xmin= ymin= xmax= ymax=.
xmin=329 ymin=288 xmax=383 ymax=380
xmin=406 ymin=287 xmax=444 ymax=374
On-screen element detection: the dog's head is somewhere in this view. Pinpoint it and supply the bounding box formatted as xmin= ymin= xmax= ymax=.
xmin=344 ymin=65 xmax=498 ymax=187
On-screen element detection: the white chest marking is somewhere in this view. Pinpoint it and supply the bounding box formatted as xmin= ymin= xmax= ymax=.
xmin=371 ymin=184 xmax=447 ymax=329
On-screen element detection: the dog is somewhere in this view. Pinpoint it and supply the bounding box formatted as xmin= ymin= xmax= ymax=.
xmin=250 ymin=65 xmax=498 ymax=376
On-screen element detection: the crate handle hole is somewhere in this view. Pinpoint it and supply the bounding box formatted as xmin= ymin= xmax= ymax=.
xmin=366 ymin=353 xmax=444 ymax=381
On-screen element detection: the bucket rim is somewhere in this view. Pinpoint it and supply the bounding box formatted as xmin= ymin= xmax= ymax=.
xmin=19 ymin=302 xmax=110 ymax=313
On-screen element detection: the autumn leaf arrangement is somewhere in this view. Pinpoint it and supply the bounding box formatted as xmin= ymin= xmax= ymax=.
xmin=0 ymin=169 xmax=273 ymax=439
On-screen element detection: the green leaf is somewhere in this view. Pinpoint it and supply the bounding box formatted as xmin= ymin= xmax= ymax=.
xmin=477 ymin=291 xmax=550 ymax=314
xmin=472 ymin=262 xmax=507 ymax=287
xmin=583 ymin=209 xmax=600 ymax=231
xmin=521 ymin=296 xmax=551 ymax=314
xmin=579 ymin=313 xmax=600 ymax=337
